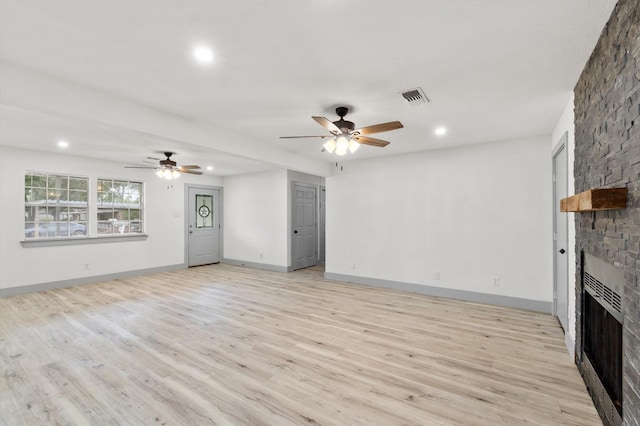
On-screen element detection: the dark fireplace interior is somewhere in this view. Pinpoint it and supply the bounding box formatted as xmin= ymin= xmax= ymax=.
xmin=583 ymin=291 xmax=622 ymax=416
xmin=580 ymin=252 xmax=625 ymax=425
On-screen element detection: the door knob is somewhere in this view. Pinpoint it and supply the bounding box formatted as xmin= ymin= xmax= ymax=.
xmin=294 ymin=230 xmax=298 ymax=234
xmin=559 ymin=248 xmax=566 ymax=254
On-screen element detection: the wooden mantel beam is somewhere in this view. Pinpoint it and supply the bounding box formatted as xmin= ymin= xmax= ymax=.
xmin=560 ymin=188 xmax=627 ymax=212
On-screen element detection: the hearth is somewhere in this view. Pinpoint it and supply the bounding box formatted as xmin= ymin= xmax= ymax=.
xmin=580 ymin=252 xmax=624 ymax=426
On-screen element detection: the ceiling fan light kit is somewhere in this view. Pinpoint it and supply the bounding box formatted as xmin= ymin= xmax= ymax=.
xmin=281 ymin=107 xmax=403 ymax=156
xmin=156 ymin=168 xmax=181 ymax=180
xmin=323 ymin=135 xmax=360 ymax=156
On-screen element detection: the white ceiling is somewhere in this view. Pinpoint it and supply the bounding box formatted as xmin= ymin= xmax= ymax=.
xmin=0 ymin=0 xmax=617 ymax=176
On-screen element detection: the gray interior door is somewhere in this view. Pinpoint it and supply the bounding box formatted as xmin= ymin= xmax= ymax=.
xmin=188 ymin=186 xmax=220 ymax=267
xmin=292 ymin=183 xmax=317 ymax=270
xmin=553 ymin=141 xmax=569 ymax=332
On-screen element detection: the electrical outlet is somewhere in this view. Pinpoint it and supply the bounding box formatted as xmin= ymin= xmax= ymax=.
xmin=350 ymin=261 xmax=356 ymax=269
xmin=83 ymin=263 xmax=90 ymax=270
xmin=492 ymin=277 xmax=500 ymax=287
xmin=434 ymin=272 xmax=441 ymax=280
xmin=260 ymin=252 xmax=263 ymax=259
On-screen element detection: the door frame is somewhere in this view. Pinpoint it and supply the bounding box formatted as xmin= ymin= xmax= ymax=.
xmin=184 ymin=184 xmax=223 ymax=267
xmin=290 ymin=181 xmax=318 ymax=271
xmin=552 ymin=133 xmax=569 ymax=331
xmin=319 ymin=184 xmax=326 ymax=264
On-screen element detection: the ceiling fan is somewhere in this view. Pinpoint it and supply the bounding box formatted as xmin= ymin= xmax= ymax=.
xmin=280 ymin=106 xmax=403 ymax=155
xmin=125 ymin=152 xmax=203 ymax=179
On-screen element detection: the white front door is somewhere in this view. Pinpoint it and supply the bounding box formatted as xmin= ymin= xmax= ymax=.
xmin=553 ymin=140 xmax=569 ymax=332
xmin=292 ymin=183 xmax=317 ymax=271
xmin=188 ymin=186 xmax=221 ymax=267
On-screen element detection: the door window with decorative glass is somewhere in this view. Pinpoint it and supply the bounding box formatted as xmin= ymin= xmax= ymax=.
xmin=97 ymin=179 xmax=143 ymax=235
xmin=24 ymin=172 xmax=88 ymax=238
xmin=195 ymin=194 xmax=214 ymax=228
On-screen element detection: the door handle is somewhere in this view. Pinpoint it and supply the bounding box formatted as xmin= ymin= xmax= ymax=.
xmin=294 ymin=230 xmax=298 ymax=234
xmin=189 ymin=231 xmax=193 ymax=234
xmin=559 ymin=249 xmax=565 ymax=254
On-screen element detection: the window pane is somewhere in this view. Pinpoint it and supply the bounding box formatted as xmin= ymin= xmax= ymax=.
xmin=129 ymin=182 xmax=142 ymax=195
xmin=68 ymin=209 xmax=87 ymax=222
xmin=24 ymin=222 xmax=36 ymax=238
xmin=69 ymin=177 xmax=87 ymax=190
xmin=46 ymin=206 xmax=65 ymax=221
xmin=70 ymin=190 xmax=87 ymax=203
xmin=27 ymin=188 xmax=47 ymax=203
xmin=116 ymin=209 xmax=130 ymax=221
xmin=97 ymin=192 xmax=112 ymax=205
xmin=98 ymin=208 xmax=115 ymax=219
xmin=25 ymin=206 xmax=36 ymax=221
xmin=99 ymin=180 xmax=114 ymax=192
xmin=31 ymin=174 xmax=47 ymax=188
xmin=48 ymin=176 xmax=68 ymax=189
xmin=130 ymin=221 xmax=142 ymax=233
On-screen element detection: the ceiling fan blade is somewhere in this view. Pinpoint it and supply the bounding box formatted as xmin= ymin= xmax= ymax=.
xmin=180 ymin=169 xmax=203 ymax=175
xmin=124 ymin=166 xmax=157 ymax=169
xmin=279 ymin=135 xmax=332 ymax=139
xmin=146 ymin=156 xmax=161 ymax=160
xmin=178 ymin=165 xmax=201 ymax=169
xmin=312 ymin=116 xmax=341 ymax=134
xmin=353 ymin=121 xmax=403 ymax=135
xmin=353 ymin=135 xmax=391 ymax=147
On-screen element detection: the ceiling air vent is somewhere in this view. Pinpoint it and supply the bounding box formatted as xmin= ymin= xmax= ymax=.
xmin=400 ymin=87 xmax=430 ymax=105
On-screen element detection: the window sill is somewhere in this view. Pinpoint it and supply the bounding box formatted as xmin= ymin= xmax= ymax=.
xmin=21 ymin=234 xmax=149 ymax=248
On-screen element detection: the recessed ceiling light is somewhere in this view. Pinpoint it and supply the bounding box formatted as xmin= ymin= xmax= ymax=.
xmin=434 ymin=127 xmax=447 ymax=136
xmin=57 ymin=140 xmax=69 ymax=148
xmin=206 ymin=166 xmax=214 ymax=171
xmin=193 ymin=46 xmax=214 ymax=64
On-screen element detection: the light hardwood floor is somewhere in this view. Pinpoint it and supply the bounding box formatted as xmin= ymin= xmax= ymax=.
xmin=1 ymin=264 xmax=600 ymax=425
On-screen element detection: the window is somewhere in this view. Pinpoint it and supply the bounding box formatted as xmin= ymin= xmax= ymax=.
xmin=24 ymin=172 xmax=88 ymax=238
xmin=97 ymin=179 xmax=143 ymax=235
xmin=195 ymin=193 xmax=214 ymax=228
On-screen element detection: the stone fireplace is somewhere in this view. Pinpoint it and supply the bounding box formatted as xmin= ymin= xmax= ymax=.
xmin=573 ymin=0 xmax=639 ymax=425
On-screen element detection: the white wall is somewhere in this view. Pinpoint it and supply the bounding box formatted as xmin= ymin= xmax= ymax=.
xmin=0 ymin=146 xmax=222 ymax=291
xmin=222 ymin=169 xmax=288 ymax=267
xmin=552 ymin=95 xmax=577 ymax=357
xmin=326 ymin=136 xmax=553 ymax=303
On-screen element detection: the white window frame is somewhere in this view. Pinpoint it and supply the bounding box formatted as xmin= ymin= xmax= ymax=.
xmin=96 ymin=178 xmax=145 ymax=237
xmin=24 ymin=171 xmax=89 ymax=240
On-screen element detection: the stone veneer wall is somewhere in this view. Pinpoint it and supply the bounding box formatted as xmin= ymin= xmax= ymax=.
xmin=573 ymin=0 xmax=640 ymax=424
